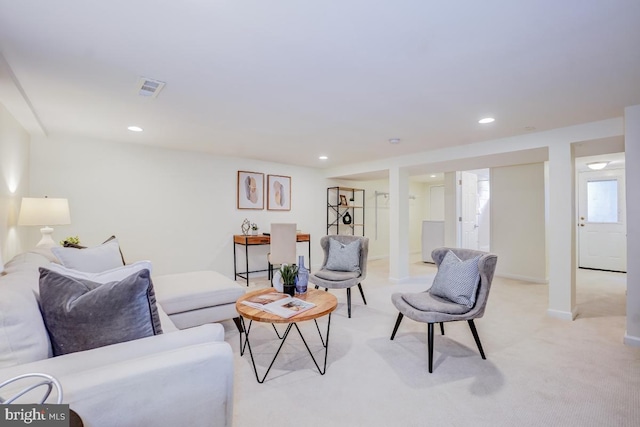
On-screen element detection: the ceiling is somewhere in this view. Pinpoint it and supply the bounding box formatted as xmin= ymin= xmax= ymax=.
xmin=0 ymin=1 xmax=638 ymax=170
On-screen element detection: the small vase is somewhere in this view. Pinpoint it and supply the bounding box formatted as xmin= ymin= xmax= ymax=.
xmin=283 ymin=283 xmax=296 ymax=297
xmin=296 ymin=255 xmax=309 ymax=294
xmin=342 ymin=211 xmax=352 ymax=225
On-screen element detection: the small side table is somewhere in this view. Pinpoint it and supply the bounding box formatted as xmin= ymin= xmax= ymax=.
xmin=235 ymin=288 xmax=337 ymax=383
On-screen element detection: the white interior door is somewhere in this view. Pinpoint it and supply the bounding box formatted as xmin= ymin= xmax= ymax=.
xmin=578 ymin=169 xmax=627 ymax=272
xmin=460 ymin=171 xmax=479 ymax=249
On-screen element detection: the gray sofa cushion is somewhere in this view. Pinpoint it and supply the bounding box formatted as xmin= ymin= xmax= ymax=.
xmin=325 ymin=238 xmax=361 ymax=272
xmin=430 ymin=250 xmax=481 ymax=308
xmin=39 ymin=268 xmax=163 ymax=356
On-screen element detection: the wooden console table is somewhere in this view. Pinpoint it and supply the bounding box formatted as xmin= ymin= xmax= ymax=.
xmin=233 ymin=234 xmax=311 ymax=286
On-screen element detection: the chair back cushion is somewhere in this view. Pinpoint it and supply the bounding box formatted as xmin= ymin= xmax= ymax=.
xmin=431 ymin=247 xmax=498 ymax=318
xmin=429 ymin=250 xmax=480 ymax=308
xmin=325 ymin=238 xmax=361 ymax=272
xmin=268 ymin=223 xmax=297 ymax=265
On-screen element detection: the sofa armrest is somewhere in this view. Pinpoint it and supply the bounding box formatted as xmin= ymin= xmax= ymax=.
xmin=0 ymin=324 xmax=233 ymax=427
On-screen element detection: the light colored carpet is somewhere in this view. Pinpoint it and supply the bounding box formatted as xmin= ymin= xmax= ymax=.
xmin=221 ymin=257 xmax=639 ymax=427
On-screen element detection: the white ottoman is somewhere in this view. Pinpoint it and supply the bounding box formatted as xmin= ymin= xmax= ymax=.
xmin=152 ymin=271 xmax=246 ymax=329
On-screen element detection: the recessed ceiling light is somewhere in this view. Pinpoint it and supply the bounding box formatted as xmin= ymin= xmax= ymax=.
xmin=587 ymin=161 xmax=609 ymax=170
xmin=430 ymin=174 xmax=436 ymax=178
xmin=127 ymin=126 xmax=143 ymax=132
xmin=319 ymin=155 xmax=328 ymax=160
xmin=389 ymin=138 xmax=401 ymax=144
xmin=478 ymin=118 xmax=495 ymax=124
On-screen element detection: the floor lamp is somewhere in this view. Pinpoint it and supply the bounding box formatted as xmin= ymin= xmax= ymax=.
xmin=18 ymin=197 xmax=71 ymax=247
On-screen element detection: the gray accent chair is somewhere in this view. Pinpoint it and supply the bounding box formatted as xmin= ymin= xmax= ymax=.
xmin=309 ymin=235 xmax=369 ymax=318
xmin=390 ymin=247 xmax=498 ymax=373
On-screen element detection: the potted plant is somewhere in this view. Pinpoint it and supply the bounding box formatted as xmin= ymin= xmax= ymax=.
xmin=250 ymin=223 xmax=259 ymax=235
xmin=279 ymin=264 xmax=298 ymax=296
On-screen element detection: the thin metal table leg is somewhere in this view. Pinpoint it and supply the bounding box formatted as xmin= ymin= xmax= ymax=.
xmin=240 ymin=314 xmax=333 ymax=382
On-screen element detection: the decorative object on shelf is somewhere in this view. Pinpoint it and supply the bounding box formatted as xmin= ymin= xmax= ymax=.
xmin=18 ymin=197 xmax=71 ymax=247
xmin=237 ymin=171 xmax=264 ymax=210
xmin=241 ymin=218 xmax=251 ymax=236
xmin=250 ymin=223 xmax=259 ymax=235
xmin=267 ymin=174 xmax=291 ymax=211
xmin=296 ymin=255 xmax=309 ymax=294
xmin=342 ymin=211 xmax=352 ymax=225
xmin=279 ymin=264 xmax=298 ymax=297
xmin=326 ymin=187 xmax=365 ymax=236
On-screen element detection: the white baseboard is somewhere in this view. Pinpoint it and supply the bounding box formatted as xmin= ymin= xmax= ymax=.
xmin=496 ymin=272 xmax=548 ymax=284
xmin=547 ymin=307 xmax=578 ymax=320
xmin=623 ymin=333 xmax=640 ymax=347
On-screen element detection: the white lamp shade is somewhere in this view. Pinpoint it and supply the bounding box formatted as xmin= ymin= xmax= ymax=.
xmin=18 ymin=197 xmax=71 ymax=226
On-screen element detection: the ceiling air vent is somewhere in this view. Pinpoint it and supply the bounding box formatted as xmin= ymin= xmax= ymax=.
xmin=136 ymin=77 xmax=165 ymax=98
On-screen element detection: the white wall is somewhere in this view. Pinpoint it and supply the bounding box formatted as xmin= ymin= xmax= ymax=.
xmin=624 ymin=105 xmax=640 ymax=346
xmin=334 ymin=178 xmax=425 ymax=260
xmin=0 ymin=102 xmax=30 ymax=261
xmin=29 ymin=136 xmax=330 ymax=276
xmin=491 ymin=163 xmax=547 ymax=282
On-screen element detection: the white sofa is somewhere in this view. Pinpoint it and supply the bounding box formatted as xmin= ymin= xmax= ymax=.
xmin=0 ymin=247 xmax=236 ymax=427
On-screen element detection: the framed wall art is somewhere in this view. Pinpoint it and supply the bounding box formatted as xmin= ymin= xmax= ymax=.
xmin=237 ymin=171 xmax=264 ymax=210
xmin=267 ymin=174 xmax=291 ymax=211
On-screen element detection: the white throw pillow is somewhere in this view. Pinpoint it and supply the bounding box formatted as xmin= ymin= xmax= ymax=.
xmin=0 ymin=277 xmax=52 ymax=368
xmin=45 ymin=260 xmax=153 ymax=284
xmin=51 ymin=239 xmax=124 ymax=273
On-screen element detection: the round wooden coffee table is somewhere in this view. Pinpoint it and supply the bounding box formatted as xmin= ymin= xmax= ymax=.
xmin=236 ymin=288 xmax=337 ymax=383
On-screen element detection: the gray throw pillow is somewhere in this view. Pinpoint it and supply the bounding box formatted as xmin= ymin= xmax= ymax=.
xmin=325 ymin=239 xmax=361 ymax=273
xmin=429 ymin=250 xmax=481 ymax=308
xmin=51 ymin=238 xmax=125 ymax=273
xmin=38 ymin=268 xmax=163 ymax=356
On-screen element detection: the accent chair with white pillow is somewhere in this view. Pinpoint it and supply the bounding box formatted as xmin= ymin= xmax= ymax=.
xmin=390 ymin=247 xmax=498 ymax=373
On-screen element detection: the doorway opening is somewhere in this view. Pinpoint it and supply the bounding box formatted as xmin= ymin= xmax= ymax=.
xmin=576 ymin=153 xmax=627 ymax=273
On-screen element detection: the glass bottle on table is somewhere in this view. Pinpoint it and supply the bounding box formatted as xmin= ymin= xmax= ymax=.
xmin=296 ymin=255 xmax=309 ymax=294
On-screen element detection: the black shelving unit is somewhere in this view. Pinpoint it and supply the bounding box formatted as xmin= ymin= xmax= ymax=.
xmin=326 ymin=186 xmax=365 ymax=236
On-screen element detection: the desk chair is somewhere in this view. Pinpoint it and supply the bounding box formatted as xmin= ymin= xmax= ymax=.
xmin=267 ymin=223 xmax=297 ymax=280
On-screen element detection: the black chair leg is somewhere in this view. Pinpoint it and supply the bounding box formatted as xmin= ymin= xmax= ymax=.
xmin=390 ymin=313 xmax=404 ymax=340
xmin=357 ymin=283 xmax=367 ymax=305
xmin=428 ymin=323 xmax=434 ymax=373
xmin=467 ymin=319 xmax=486 ymax=359
xmin=440 ymin=322 xmax=445 ymax=335
xmin=346 ymin=287 xmax=352 ymax=318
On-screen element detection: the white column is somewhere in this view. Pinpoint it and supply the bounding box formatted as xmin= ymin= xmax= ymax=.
xmin=624 ymin=104 xmax=640 ymax=347
xmin=389 ymin=166 xmax=410 ymax=281
xmin=547 ymin=142 xmax=577 ymax=319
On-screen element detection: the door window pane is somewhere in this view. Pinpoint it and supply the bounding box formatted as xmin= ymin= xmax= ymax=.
xmin=587 ymin=179 xmax=618 ymax=223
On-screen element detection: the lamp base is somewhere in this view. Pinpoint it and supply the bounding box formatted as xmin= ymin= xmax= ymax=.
xmin=36 ymin=226 xmax=56 ymax=247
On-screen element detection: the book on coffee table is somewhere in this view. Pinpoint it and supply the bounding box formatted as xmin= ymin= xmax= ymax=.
xmin=241 ymin=292 xmax=315 ymax=318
